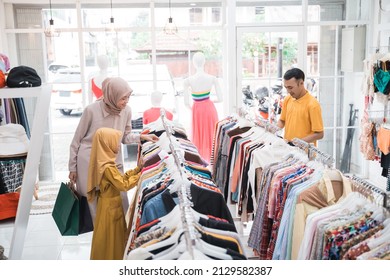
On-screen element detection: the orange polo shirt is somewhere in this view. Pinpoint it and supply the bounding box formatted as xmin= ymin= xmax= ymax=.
xmin=279 ymin=91 xmax=323 ymax=145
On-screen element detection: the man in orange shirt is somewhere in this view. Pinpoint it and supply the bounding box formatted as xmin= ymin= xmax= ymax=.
xmin=277 ymin=68 xmax=324 ymax=145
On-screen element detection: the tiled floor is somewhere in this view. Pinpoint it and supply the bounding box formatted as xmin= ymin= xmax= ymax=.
xmin=0 ymin=206 xmax=93 ymax=260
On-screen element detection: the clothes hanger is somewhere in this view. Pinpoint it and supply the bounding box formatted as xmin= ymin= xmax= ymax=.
xmin=154 ymin=229 xmax=234 ymax=260
xmin=152 ymin=234 xmax=191 ymax=260
xmin=366 ymin=221 xmax=390 ymax=250
xmin=381 ymin=217 xmax=390 ymax=228
xmin=140 ymin=225 xmax=185 ymax=252
xmin=234 ymin=115 xmax=254 ymax=129
xmin=379 ymin=53 xmax=390 ymax=63
xmin=336 ymin=192 xmax=367 ymax=213
xmin=142 ymin=201 xmax=237 ymax=260
xmin=177 ymin=247 xmax=212 ymax=260
xmin=196 ymin=224 xmax=245 ymax=254
xmin=194 ymin=235 xmax=236 ymax=260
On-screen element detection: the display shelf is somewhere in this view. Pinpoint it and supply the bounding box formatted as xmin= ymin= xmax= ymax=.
xmin=0 ymin=85 xmax=52 ymax=259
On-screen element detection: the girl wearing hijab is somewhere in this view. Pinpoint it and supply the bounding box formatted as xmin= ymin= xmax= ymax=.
xmin=68 ymin=77 xmax=158 ymax=223
xmin=88 ymin=127 xmax=141 ymax=260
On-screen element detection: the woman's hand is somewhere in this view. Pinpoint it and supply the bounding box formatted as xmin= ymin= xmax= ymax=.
xmin=69 ymin=171 xmax=77 ymax=184
xmin=141 ymin=134 xmax=159 ymax=142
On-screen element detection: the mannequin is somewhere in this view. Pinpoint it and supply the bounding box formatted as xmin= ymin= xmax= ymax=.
xmin=143 ymin=91 xmax=173 ymax=125
xmin=89 ymin=54 xmax=109 ymax=100
xmin=183 ymin=52 xmax=223 ymax=163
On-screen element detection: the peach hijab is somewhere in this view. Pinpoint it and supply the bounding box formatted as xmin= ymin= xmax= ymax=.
xmin=87 ymin=127 xmax=122 ymax=201
xmin=102 ymin=77 xmax=132 ymax=115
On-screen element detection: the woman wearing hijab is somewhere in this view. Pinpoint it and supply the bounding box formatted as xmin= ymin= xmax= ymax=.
xmin=68 ymin=77 xmax=158 ymax=223
xmin=88 ymin=127 xmax=141 ymax=260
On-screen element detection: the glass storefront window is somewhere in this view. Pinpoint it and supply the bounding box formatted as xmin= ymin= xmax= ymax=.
xmin=308 ymin=0 xmax=370 ymax=22
xmin=81 ymin=7 xmax=150 ymax=28
xmin=237 ymin=28 xmax=300 ymax=122
xmin=154 ymin=5 xmax=222 ymax=27
xmin=236 ymin=1 xmax=303 ymax=23
xmin=308 ymin=1 xmax=344 ymax=21
xmin=42 ymin=8 xmax=77 ymax=28
xmin=46 ymin=32 xmax=80 ymax=75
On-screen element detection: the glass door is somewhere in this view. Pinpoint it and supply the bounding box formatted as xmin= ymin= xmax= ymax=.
xmin=236 ymin=26 xmax=304 ymax=123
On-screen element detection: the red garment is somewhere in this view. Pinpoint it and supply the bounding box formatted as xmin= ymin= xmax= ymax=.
xmin=0 ymin=71 xmax=5 ymax=88
xmin=143 ymin=107 xmax=173 ymax=125
xmin=191 ymin=99 xmax=218 ymax=163
xmin=0 ymin=192 xmax=20 ymax=220
xmin=91 ymin=78 xmax=103 ymax=99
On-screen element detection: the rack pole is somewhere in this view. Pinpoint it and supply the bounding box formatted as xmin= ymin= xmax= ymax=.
xmin=159 ymin=108 xmax=197 ymax=259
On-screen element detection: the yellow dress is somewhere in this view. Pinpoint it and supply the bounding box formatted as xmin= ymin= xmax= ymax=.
xmin=90 ymin=165 xmax=140 ymax=260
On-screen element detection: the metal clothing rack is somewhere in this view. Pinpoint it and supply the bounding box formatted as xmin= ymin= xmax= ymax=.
xmin=367 ymin=108 xmax=390 ymax=124
xmin=348 ymin=175 xmax=390 ymax=210
xmin=254 ymin=116 xmax=281 ymax=135
xmin=291 ymin=138 xmax=335 ymax=168
xmin=237 ymin=106 xmax=281 ymax=135
xmin=159 ymin=108 xmax=199 ymax=259
xmin=237 ymin=107 xmax=334 ymax=167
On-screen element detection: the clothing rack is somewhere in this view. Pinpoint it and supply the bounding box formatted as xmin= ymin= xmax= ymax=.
xmin=254 ymin=117 xmax=281 ymax=134
xmin=237 ymin=106 xmax=281 ymax=134
xmin=159 ymin=108 xmax=199 ymax=259
xmin=348 ymin=175 xmax=390 ymax=210
xmin=367 ymin=108 xmax=390 ymax=124
xmin=237 ymin=107 xmax=334 ymax=166
xmin=291 ymin=138 xmax=335 ymax=167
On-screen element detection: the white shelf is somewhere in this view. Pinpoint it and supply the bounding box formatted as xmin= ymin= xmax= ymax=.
xmin=0 ymin=85 xmax=52 ymax=259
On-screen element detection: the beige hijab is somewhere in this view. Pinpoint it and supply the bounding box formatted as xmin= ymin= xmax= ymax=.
xmin=87 ymin=127 xmax=122 ymax=201
xmin=102 ymin=77 xmax=132 ymax=115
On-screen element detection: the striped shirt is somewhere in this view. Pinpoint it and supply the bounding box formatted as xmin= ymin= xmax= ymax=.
xmin=192 ymin=90 xmax=210 ymax=101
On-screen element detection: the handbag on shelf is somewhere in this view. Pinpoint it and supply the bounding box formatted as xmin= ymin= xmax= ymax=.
xmin=52 ymin=182 xmax=93 ymax=236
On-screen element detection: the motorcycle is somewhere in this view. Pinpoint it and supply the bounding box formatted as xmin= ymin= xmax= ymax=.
xmin=242 ymin=83 xmax=285 ymax=120
xmin=242 ymin=85 xmax=256 ymax=107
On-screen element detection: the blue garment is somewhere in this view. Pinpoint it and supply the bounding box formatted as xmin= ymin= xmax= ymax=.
xmin=140 ymin=189 xmax=169 ymax=225
xmin=184 ymin=165 xmax=211 ymax=179
xmin=273 ymin=169 xmax=322 ymax=260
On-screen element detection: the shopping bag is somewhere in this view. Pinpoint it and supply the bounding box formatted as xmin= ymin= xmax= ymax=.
xmin=52 ymin=182 xmax=94 ymax=236
xmin=78 ymin=195 xmax=93 ymax=234
xmin=52 ymin=182 xmax=79 ymax=236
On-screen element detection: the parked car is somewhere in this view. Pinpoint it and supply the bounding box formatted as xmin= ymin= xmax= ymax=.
xmin=48 ymin=63 xmax=70 ymax=74
xmin=48 ymin=62 xmax=80 ymax=82
xmin=51 ymin=68 xmax=83 ymax=115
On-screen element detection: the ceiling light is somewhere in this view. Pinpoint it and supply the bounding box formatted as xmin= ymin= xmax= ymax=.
xmin=44 ymin=0 xmax=60 ymax=37
xmin=164 ymin=0 xmax=177 ymax=35
xmin=107 ymin=0 xmax=116 ymax=33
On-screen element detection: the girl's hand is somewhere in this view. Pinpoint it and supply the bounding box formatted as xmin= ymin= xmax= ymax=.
xmin=137 ymin=155 xmax=144 ymax=169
